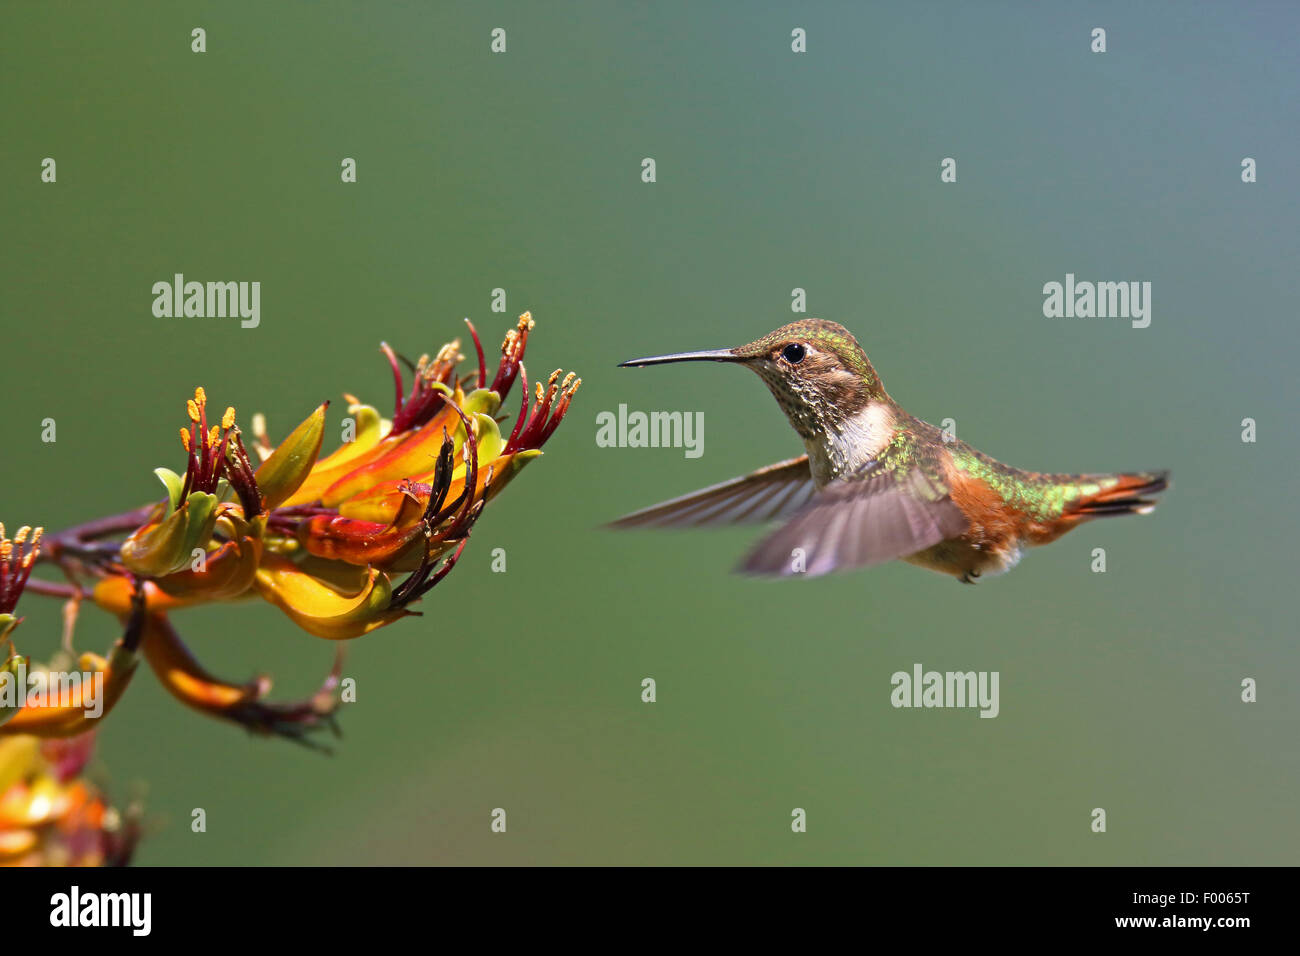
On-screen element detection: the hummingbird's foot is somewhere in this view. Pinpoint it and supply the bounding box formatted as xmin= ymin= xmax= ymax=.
xmin=959 ymin=570 xmax=980 ymax=585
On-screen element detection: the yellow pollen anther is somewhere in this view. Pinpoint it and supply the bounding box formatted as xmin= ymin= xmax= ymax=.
xmin=518 ymin=312 xmax=535 ymax=331
xmin=22 ymin=529 xmax=41 ymax=566
xmin=221 ymin=407 xmax=236 ymax=430
xmin=194 ymin=386 xmax=207 ymax=406
xmin=433 ymin=342 xmax=460 ymax=369
xmin=180 ymin=428 xmax=192 ymax=452
xmin=534 ymin=382 xmax=544 ymax=400
xmin=208 ymin=425 xmax=220 ymax=448
xmin=186 ymin=400 xmax=200 ymax=423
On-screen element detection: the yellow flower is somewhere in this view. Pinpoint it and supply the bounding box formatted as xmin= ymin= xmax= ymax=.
xmin=254 ymin=312 xmax=580 ymax=622
xmin=0 ymin=523 xmax=40 ymax=644
xmin=13 ymin=314 xmax=578 ymax=747
xmin=105 ymin=313 xmax=578 ymax=630
xmin=0 ymin=732 xmax=138 ymax=866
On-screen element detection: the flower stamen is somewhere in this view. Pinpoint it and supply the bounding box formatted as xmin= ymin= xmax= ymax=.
xmin=0 ymin=523 xmax=43 ymax=615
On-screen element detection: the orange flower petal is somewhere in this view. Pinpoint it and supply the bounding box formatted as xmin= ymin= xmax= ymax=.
xmin=319 ymin=396 xmax=461 ymax=507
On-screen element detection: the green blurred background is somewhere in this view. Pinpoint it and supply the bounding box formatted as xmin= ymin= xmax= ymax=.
xmin=2 ymin=1 xmax=1297 ymax=864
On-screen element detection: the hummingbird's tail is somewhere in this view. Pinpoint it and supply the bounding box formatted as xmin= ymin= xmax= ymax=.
xmin=1064 ymin=470 xmax=1170 ymax=518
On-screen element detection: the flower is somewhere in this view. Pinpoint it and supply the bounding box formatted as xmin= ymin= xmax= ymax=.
xmin=0 ymin=524 xmax=40 ymax=645
xmin=278 ymin=314 xmax=579 ymax=580
xmin=2 ymin=527 xmax=140 ymax=738
xmin=0 ymin=531 xmax=136 ymax=865
xmin=261 ymin=314 xmax=579 ymax=631
xmin=0 ymin=731 xmax=139 ymax=866
xmin=11 ymin=314 xmax=578 ymax=747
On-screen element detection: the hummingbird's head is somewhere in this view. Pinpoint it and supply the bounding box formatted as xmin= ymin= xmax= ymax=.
xmin=620 ymin=319 xmax=887 ymax=440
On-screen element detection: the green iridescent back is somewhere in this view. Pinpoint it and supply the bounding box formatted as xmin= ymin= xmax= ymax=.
xmin=901 ymin=415 xmax=1118 ymax=521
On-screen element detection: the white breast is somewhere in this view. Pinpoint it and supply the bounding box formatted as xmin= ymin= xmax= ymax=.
xmin=804 ymin=402 xmax=896 ymax=487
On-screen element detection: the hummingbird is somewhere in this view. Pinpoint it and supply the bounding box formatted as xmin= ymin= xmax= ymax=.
xmin=612 ymin=319 xmax=1168 ymax=582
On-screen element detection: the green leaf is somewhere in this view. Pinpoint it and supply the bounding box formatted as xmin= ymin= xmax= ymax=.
xmin=154 ymin=467 xmax=185 ymax=516
xmin=255 ymin=403 xmax=328 ymax=510
xmin=120 ymin=491 xmax=220 ymax=577
xmin=0 ymin=654 xmax=28 ymax=728
xmin=462 ymin=388 xmax=502 ymax=418
xmin=472 ymin=413 xmax=505 ymax=464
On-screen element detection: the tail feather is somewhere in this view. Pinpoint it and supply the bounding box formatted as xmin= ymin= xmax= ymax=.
xmin=1067 ymin=470 xmax=1169 ymax=518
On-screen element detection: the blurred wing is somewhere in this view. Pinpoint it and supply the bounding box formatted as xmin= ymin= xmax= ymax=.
xmin=738 ymin=460 xmax=969 ymax=577
xmin=609 ymin=456 xmax=816 ymax=529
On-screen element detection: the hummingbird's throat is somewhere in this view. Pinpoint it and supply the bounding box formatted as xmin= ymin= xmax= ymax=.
xmin=753 ymin=362 xmax=873 ymax=439
xmin=810 ymin=401 xmax=898 ymax=484
xmin=755 ymin=370 xmax=827 ymax=439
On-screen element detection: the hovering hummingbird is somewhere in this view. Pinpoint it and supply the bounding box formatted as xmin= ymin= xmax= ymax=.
xmin=612 ymin=319 xmax=1168 ymax=582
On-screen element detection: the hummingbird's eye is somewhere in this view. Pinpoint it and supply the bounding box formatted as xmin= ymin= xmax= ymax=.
xmin=781 ymin=343 xmax=807 ymax=365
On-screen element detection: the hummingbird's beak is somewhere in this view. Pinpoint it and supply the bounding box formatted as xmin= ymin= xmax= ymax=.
xmin=618 ymin=348 xmax=741 ymax=368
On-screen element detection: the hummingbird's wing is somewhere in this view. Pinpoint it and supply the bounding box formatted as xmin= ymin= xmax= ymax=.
xmin=609 ymin=456 xmax=816 ymax=529
xmin=738 ymin=454 xmax=969 ymax=577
